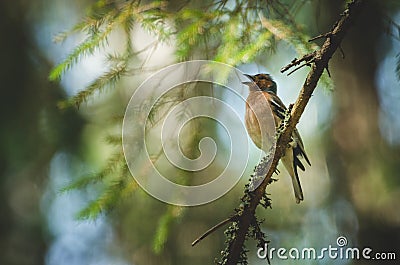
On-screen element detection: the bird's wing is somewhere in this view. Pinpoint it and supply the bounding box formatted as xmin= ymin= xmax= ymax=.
xmin=265 ymin=91 xmax=287 ymax=120
xmin=293 ymin=128 xmax=311 ymax=167
xmin=264 ymin=91 xmax=311 ymax=168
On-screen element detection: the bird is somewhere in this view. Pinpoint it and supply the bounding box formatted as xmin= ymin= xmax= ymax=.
xmin=243 ymin=73 xmax=311 ymax=203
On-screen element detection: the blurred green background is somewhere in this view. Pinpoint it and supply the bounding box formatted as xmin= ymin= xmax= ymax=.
xmin=1 ymin=0 xmax=399 ymax=264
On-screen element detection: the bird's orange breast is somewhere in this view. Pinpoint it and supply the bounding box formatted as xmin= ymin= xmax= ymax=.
xmin=245 ymin=91 xmax=276 ymax=152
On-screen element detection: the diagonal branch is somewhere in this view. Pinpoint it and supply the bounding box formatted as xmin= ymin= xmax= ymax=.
xmin=191 ymin=214 xmax=239 ymax=247
xmin=223 ymin=1 xmax=365 ymax=264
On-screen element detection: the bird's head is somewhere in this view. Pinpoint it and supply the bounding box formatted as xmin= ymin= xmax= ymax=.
xmin=243 ymin=73 xmax=277 ymax=94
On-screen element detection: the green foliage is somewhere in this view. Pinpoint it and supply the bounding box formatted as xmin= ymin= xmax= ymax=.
xmin=152 ymin=206 xmax=183 ymax=254
xmin=50 ymin=0 xmax=173 ymax=108
xmin=75 ymin=177 xmax=133 ymax=220
xmin=49 ymin=8 xmax=119 ymax=81
xmin=51 ymin=0 xmax=330 ymax=261
xmin=152 ymin=212 xmax=173 ymax=254
xmin=175 ymin=9 xmax=222 ymax=59
xmin=60 ymin=151 xmax=124 ymax=193
xmin=61 ymin=147 xmax=138 ymax=220
xmin=51 ymin=0 xmax=321 ymax=108
xmin=58 ymin=60 xmax=127 ymax=109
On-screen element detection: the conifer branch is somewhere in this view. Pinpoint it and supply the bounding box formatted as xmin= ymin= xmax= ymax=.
xmin=191 ymin=215 xmax=239 ymax=247
xmin=220 ymin=1 xmax=365 ymax=264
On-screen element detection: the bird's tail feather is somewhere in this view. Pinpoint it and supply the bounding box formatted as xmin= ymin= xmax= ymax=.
xmin=291 ymin=163 xmax=304 ymax=204
xmin=282 ymin=149 xmax=304 ymax=203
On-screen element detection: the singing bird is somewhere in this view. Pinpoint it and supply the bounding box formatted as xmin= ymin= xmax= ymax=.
xmin=243 ymin=73 xmax=311 ymax=203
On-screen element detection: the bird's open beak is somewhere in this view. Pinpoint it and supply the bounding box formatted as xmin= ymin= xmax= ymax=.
xmin=243 ymin=74 xmax=253 ymax=79
xmin=242 ymin=74 xmax=254 ymax=85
